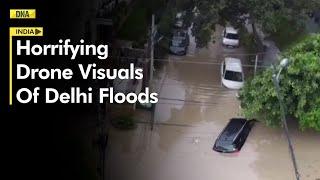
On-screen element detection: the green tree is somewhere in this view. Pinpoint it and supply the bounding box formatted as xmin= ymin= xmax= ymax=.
xmin=158 ymin=6 xmax=177 ymax=37
xmin=192 ymin=0 xmax=221 ymax=47
xmin=239 ymin=34 xmax=320 ymax=131
xmin=157 ymin=0 xmax=193 ymax=36
xmin=190 ymin=0 xmax=320 ymax=48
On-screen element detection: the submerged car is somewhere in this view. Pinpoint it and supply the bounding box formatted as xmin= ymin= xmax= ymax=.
xmin=222 ymin=27 xmax=240 ymax=47
xmin=174 ymin=11 xmax=186 ymax=28
xmin=172 ymin=30 xmax=189 ymax=45
xmin=213 ymin=118 xmax=256 ymax=153
xmin=221 ymin=57 xmax=244 ymax=89
xmin=169 ymin=40 xmax=187 ymax=55
xmin=169 ymin=30 xmax=189 ymax=55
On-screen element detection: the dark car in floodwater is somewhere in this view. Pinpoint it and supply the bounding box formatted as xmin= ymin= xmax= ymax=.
xmin=213 ymin=118 xmax=256 ymax=153
xmin=169 ymin=30 xmax=189 ymax=55
xmin=169 ymin=39 xmax=187 ymax=55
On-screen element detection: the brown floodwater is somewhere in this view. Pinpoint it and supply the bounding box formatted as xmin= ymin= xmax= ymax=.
xmin=106 ymin=26 xmax=320 ymax=180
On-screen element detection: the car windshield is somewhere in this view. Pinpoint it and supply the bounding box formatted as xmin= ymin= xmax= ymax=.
xmin=216 ymin=144 xmax=235 ymax=151
xmin=171 ymin=47 xmax=184 ymax=51
xmin=224 ymin=144 xmax=235 ymax=151
xmin=173 ymin=36 xmax=185 ymax=41
xmin=173 ymin=31 xmax=186 ymax=37
xmin=171 ymin=41 xmax=181 ymax=47
xmin=226 ymin=33 xmax=239 ymax=40
xmin=171 ymin=39 xmax=186 ymax=47
xmin=225 ymin=70 xmax=243 ymax=82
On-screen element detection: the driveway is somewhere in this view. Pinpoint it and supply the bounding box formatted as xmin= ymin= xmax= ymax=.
xmin=106 ymin=26 xmax=320 ymax=180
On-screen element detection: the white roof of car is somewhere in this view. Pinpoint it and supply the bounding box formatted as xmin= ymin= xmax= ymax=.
xmin=176 ymin=11 xmax=186 ymax=18
xmin=225 ymin=27 xmax=238 ymax=34
xmin=176 ymin=13 xmax=182 ymax=18
xmin=225 ymin=57 xmax=242 ymax=72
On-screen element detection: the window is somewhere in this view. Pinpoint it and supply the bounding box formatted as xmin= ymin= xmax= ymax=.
xmin=224 ymin=70 xmax=243 ymax=82
xmin=226 ymin=33 xmax=239 ymax=40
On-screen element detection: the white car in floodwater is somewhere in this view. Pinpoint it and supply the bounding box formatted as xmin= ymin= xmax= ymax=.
xmin=221 ymin=57 xmax=244 ymax=89
xmin=222 ymin=27 xmax=240 ymax=47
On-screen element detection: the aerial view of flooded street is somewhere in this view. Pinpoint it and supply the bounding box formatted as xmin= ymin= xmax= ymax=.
xmin=106 ymin=26 xmax=320 ymax=180
xmin=4 ymin=1 xmax=320 ymax=180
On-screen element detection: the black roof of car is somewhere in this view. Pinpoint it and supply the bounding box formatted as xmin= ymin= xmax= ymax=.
xmin=213 ymin=118 xmax=255 ymax=153
xmin=218 ymin=118 xmax=247 ymax=142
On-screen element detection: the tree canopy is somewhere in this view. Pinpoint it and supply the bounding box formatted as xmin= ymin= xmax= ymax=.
xmin=239 ymin=34 xmax=320 ymax=131
xmin=190 ymin=0 xmax=320 ymax=47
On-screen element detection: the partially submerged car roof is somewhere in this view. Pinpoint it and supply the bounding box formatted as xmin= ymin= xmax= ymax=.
xmin=213 ymin=118 xmax=256 ymax=153
xmin=225 ymin=57 xmax=242 ymax=72
xmin=218 ymin=118 xmax=247 ymax=142
xmin=225 ymin=27 xmax=238 ymax=34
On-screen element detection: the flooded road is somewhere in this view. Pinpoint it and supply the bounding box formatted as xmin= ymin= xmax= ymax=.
xmin=106 ymin=26 xmax=320 ymax=180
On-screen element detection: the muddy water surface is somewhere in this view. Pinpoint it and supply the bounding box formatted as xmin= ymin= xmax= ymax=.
xmin=106 ymin=26 xmax=320 ymax=180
